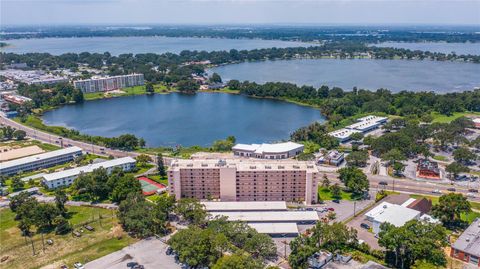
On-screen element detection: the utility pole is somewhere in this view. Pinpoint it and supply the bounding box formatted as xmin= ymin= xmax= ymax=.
xmin=353 ymin=201 xmax=357 ymax=217
xmin=41 ymin=233 xmax=45 ymax=253
xmin=393 ymin=179 xmax=395 ymax=192
xmin=30 ymin=236 xmax=36 ymax=256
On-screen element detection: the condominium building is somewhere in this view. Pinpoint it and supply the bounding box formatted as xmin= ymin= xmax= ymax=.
xmin=73 ymin=74 xmax=145 ymax=93
xmin=232 ymin=141 xmax=304 ymax=159
xmin=0 ymin=147 xmax=83 ymax=176
xmin=42 ymin=157 xmax=136 ymax=189
xmin=168 ymin=159 xmax=321 ymax=205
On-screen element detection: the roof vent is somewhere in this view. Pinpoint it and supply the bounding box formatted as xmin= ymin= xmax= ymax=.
xmin=383 ymin=205 xmax=388 ymax=209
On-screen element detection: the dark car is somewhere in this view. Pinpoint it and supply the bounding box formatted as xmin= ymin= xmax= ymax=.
xmin=305 ymin=208 xmax=314 ymax=211
xmin=379 ymin=181 xmax=388 ymax=186
xmin=127 ymin=262 xmax=138 ymax=268
xmin=166 ymin=247 xmax=173 ymax=255
xmin=132 ymin=265 xmax=144 ymax=269
xmin=360 ymin=223 xmax=370 ymax=229
xmin=447 ymin=188 xmax=456 ymax=192
xmin=332 ymin=199 xmax=340 ymax=204
xmin=84 ymin=225 xmax=94 ymax=231
xmin=469 ymin=189 xmax=479 ymax=193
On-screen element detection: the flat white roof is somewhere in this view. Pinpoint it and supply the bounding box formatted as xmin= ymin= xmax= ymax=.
xmin=210 ymin=211 xmax=319 ymax=222
xmin=328 ymin=128 xmax=362 ymax=139
xmin=367 ymin=202 xmax=420 ymax=227
xmin=0 ymin=146 xmax=82 ymax=171
xmin=347 ymin=120 xmax=382 ymax=131
xmin=356 ymin=115 xmax=388 ymax=123
xmin=42 ymin=157 xmax=136 ymax=181
xmin=202 ymin=201 xmax=287 ymax=211
xmin=247 ymin=222 xmax=299 ymax=234
xmin=233 ymin=142 xmax=303 ymax=154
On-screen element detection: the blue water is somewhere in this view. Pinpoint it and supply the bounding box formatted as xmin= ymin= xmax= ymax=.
xmin=371 ymin=42 xmax=480 ymax=55
xmin=42 ymin=93 xmax=324 ymax=147
xmin=210 ymin=58 xmax=480 ymax=92
xmin=1 ymin=36 xmax=311 ymax=55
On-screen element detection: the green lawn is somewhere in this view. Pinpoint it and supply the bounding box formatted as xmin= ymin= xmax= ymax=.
xmin=148 ymin=175 xmax=168 ymax=185
xmin=431 ymin=111 xmax=480 ymax=123
xmin=0 ymin=206 xmax=136 ymax=269
xmin=432 ymin=155 xmax=449 ymax=162
xmin=84 ymin=83 xmax=175 ymax=101
xmin=318 ymin=186 xmax=355 ymax=201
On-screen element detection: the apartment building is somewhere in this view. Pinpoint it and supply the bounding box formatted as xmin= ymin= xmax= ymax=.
xmin=232 ymin=141 xmax=304 ymax=159
xmin=42 ymin=157 xmax=136 ymax=189
xmin=168 ymin=159 xmax=321 ymax=205
xmin=73 ymin=74 xmax=145 ymax=93
xmin=0 ymin=147 xmax=83 ymax=176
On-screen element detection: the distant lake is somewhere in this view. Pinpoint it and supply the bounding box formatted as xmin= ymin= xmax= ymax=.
xmin=42 ymin=93 xmax=324 ymax=147
xmin=210 ymin=58 xmax=480 ymax=92
xmin=371 ymin=42 xmax=480 ymax=55
xmin=0 ymin=36 xmax=311 ymax=55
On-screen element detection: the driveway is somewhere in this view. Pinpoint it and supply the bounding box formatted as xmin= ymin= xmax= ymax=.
xmin=85 ymin=237 xmax=180 ymax=269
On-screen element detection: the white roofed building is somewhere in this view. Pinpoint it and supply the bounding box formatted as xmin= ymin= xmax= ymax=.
xmin=247 ymin=223 xmax=299 ymax=236
xmin=202 ymin=201 xmax=287 ymax=211
xmin=42 ymin=157 xmax=136 ymax=189
xmin=328 ymin=128 xmax=362 ymax=143
xmin=0 ymin=146 xmax=83 ymax=176
xmin=232 ymin=141 xmax=304 ymax=159
xmin=210 ymin=211 xmax=319 ymax=224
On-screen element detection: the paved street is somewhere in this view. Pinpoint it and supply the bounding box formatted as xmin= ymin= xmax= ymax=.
xmin=85 ymin=237 xmax=180 ymax=269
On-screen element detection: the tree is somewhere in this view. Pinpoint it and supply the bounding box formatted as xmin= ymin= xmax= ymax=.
xmin=175 ymin=198 xmax=207 ymax=225
xmin=177 ymin=79 xmax=200 ymax=93
xmin=210 ymin=73 xmax=222 ymax=84
xmin=392 ymin=161 xmax=406 ymax=176
xmin=54 ymin=216 xmax=72 ymax=235
xmin=348 ymin=132 xmax=364 ymax=143
xmin=345 ymin=150 xmax=369 ymax=167
xmin=145 ymin=82 xmax=154 ymax=94
xmin=378 ymin=220 xmax=447 ymax=269
xmin=157 ymin=153 xmax=166 ymax=177
xmin=11 ymin=177 xmax=25 ymax=191
xmin=135 ymin=154 xmax=152 ymax=167
xmin=453 ymin=147 xmax=477 ymax=165
xmin=212 ymin=253 xmax=262 ymax=269
xmin=54 ymin=188 xmax=68 ymax=216
xmin=152 ymin=195 xmax=176 ymax=235
xmin=431 ymin=193 xmax=471 ymax=228
xmin=13 ymin=129 xmax=26 ymax=140
xmin=338 ymin=167 xmax=369 ymax=196
xmin=111 ymin=175 xmax=142 ymax=203
xmin=117 ymin=193 xmax=156 ymax=238
xmin=321 ymin=174 xmax=330 ymax=188
xmin=212 ymin=136 xmax=236 ymax=151
xmin=168 ymin=226 xmax=220 ymax=267
xmin=33 ymin=204 xmax=59 ymax=229
xmin=381 ymin=148 xmax=406 ymax=165
xmin=330 ymin=183 xmax=341 ymax=199
xmin=445 ymin=162 xmax=469 ymax=180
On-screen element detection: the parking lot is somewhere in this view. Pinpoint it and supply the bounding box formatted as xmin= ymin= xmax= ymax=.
xmin=85 ymin=237 xmax=180 ymax=269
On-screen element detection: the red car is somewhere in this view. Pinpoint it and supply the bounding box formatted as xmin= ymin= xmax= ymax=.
xmin=327 ymin=208 xmax=335 ymax=211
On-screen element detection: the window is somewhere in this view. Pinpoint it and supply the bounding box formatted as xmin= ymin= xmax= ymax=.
xmin=470 ymin=256 xmax=478 ymax=265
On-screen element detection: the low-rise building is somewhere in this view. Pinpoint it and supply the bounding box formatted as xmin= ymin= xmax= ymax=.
xmin=232 ymin=142 xmax=304 ymax=159
xmin=247 ymin=222 xmax=299 ymax=236
xmin=317 ymin=150 xmax=344 ymax=166
xmin=473 ymin=118 xmax=480 ymax=129
xmin=202 ymin=201 xmax=287 ymax=212
xmin=210 ymin=211 xmax=319 ymax=224
xmin=328 ymin=128 xmax=362 ymax=143
xmin=42 ymin=157 xmax=136 ymax=189
xmin=365 ymin=201 xmax=423 ymax=235
xmin=0 ymin=147 xmax=83 ymax=176
xmin=1 ymin=93 xmax=32 ymax=105
xmin=450 ymin=218 xmax=480 ymax=267
xmin=168 ymin=159 xmax=321 ymax=205
xmin=0 ymin=69 xmax=68 ymax=85
xmin=417 ymin=159 xmax=441 ymax=179
xmin=73 ymin=74 xmax=144 ymax=93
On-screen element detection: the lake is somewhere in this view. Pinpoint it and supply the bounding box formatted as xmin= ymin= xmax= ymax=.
xmin=210 ymin=58 xmax=480 ymax=92
xmin=371 ymin=42 xmax=480 ymax=55
xmin=0 ymin=36 xmax=311 ymax=55
xmin=42 ymin=93 xmax=324 ymax=147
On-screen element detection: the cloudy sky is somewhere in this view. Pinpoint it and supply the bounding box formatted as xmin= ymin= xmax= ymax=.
xmin=1 ymin=0 xmax=479 ymax=26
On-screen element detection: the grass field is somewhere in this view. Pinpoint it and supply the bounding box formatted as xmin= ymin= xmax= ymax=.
xmin=0 ymin=206 xmax=136 ymax=269
xmin=148 ymin=175 xmax=169 ymax=186
xmin=431 ymin=111 xmax=480 ymax=123
xmin=83 ymin=84 xmax=175 ymax=101
xmin=432 ymin=155 xmax=449 ymax=162
xmin=318 ymin=186 xmax=356 ymax=201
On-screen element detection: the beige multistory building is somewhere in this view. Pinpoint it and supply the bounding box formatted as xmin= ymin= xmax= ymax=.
xmin=168 ymin=159 xmax=321 ymax=205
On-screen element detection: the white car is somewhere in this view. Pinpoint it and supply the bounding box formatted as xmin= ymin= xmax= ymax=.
xmin=431 ymin=189 xmax=441 ymax=194
xmin=74 ymin=262 xmax=84 ymax=269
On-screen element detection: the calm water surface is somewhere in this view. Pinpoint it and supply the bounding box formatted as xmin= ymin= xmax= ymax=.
xmin=42 ymin=93 xmax=324 ymax=147
xmin=1 ymin=36 xmax=311 ymax=55
xmin=210 ymin=58 xmax=480 ymax=92
xmin=371 ymin=42 xmax=480 ymax=55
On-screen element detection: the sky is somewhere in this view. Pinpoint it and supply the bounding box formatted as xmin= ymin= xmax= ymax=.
xmin=1 ymin=0 xmax=479 ymax=26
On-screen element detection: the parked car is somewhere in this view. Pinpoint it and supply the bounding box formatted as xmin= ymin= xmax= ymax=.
xmin=468 ymin=189 xmax=479 ymax=193
xmin=166 ymin=247 xmax=173 ymax=255
xmin=332 ymin=199 xmax=340 ymax=204
xmin=327 ymin=208 xmax=335 ymax=211
xmin=447 ymin=188 xmax=456 ymax=192
xmin=127 ymin=262 xmax=138 ymax=268
xmin=466 ymin=193 xmax=476 ymax=198
xmin=73 ymin=262 xmax=84 ymax=269
xmin=72 ymin=231 xmax=81 ymax=237
xmin=306 ymin=208 xmax=314 ymax=211
xmin=84 ymin=225 xmax=94 ymax=231
xmin=379 ymin=181 xmax=388 ymax=186
xmin=60 ymin=265 xmax=68 ymax=269
xmin=360 ymin=223 xmax=370 ymax=229
xmin=46 ymin=239 xmax=54 ymax=245
xmin=431 ymin=189 xmax=441 ymax=194
xmin=132 ymin=265 xmax=144 ymax=269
